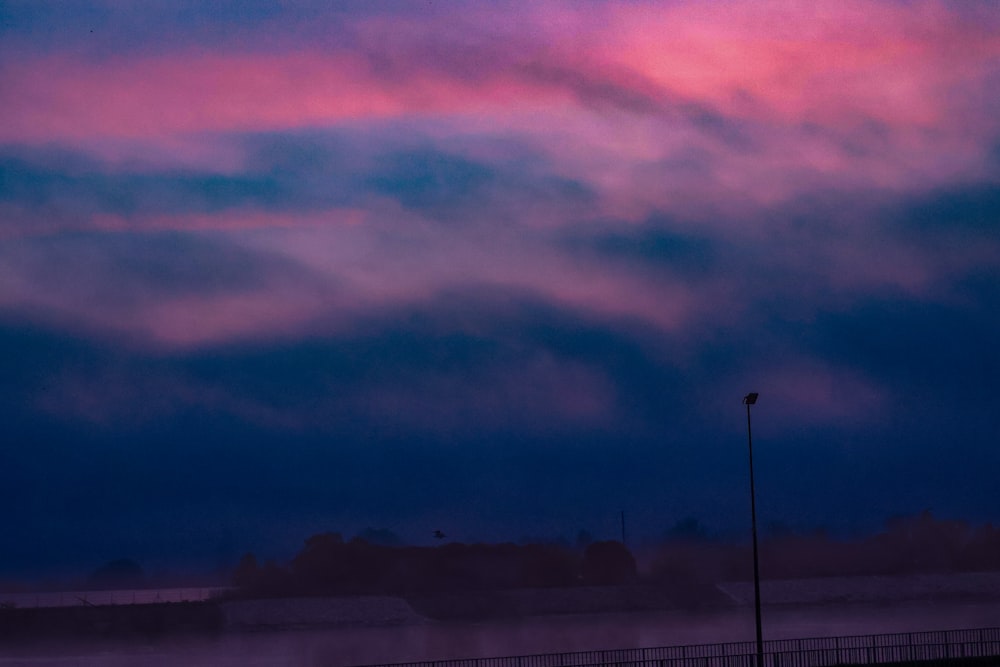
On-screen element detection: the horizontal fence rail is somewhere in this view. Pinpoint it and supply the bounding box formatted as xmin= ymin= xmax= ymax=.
xmin=352 ymin=627 xmax=1000 ymax=667
xmin=0 ymin=587 xmax=231 ymax=609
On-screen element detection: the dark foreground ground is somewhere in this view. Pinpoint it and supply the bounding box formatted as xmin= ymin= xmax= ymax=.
xmin=2 ymin=574 xmax=1000 ymax=643
xmin=0 ymin=583 xmax=727 ymax=640
xmin=0 ymin=601 xmax=225 ymax=640
xmin=2 ymin=598 xmax=1000 ymax=667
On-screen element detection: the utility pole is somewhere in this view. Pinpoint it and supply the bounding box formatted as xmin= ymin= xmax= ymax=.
xmin=744 ymin=392 xmax=764 ymax=667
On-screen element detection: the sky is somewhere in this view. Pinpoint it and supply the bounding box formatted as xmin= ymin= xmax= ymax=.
xmin=1 ymin=0 xmax=999 ymax=578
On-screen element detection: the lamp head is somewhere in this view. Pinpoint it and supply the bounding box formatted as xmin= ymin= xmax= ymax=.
xmin=743 ymin=392 xmax=759 ymax=405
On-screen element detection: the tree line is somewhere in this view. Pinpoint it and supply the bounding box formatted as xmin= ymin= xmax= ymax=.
xmin=233 ymin=536 xmax=637 ymax=597
xmin=231 ymin=511 xmax=1000 ymax=598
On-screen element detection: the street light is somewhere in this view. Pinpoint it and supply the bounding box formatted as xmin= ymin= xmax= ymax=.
xmin=743 ymin=391 xmax=764 ymax=667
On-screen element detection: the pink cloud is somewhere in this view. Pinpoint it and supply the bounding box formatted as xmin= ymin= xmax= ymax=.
xmin=5 ymin=1 xmax=996 ymax=148
xmin=2 ymin=0 xmax=995 ymax=239
xmin=0 ymin=206 xmax=366 ymax=243
xmin=2 ymin=1 xmax=997 ymax=350
xmin=0 ymin=201 xmax=714 ymax=348
xmin=750 ymin=362 xmax=887 ymax=426
xmin=0 ymin=264 xmax=339 ymax=349
xmin=0 ymin=50 xmax=545 ymax=144
xmin=89 ymin=208 xmax=366 ymax=233
xmin=250 ymin=222 xmax=708 ymax=337
xmin=593 ymin=1 xmax=1000 ymax=127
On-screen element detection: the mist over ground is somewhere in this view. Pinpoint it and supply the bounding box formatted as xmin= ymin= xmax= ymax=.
xmin=4 ymin=600 xmax=1000 ymax=667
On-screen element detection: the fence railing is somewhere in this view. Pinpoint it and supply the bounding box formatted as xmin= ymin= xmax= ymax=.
xmin=0 ymin=587 xmax=231 ymax=609
xmin=351 ymin=626 xmax=1000 ymax=667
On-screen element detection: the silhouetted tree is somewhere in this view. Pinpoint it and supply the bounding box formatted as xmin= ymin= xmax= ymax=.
xmin=255 ymin=559 xmax=291 ymax=597
xmin=581 ymin=541 xmax=637 ymax=585
xmin=962 ymin=523 xmax=1000 ymax=571
xmin=868 ymin=510 xmax=973 ymax=574
xmin=518 ymin=543 xmax=578 ymax=588
xmin=291 ymin=532 xmax=354 ymax=593
xmin=233 ymin=553 xmax=259 ymax=588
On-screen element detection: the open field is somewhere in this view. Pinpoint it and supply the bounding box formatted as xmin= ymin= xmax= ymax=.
xmin=3 ymin=601 xmax=1000 ymax=666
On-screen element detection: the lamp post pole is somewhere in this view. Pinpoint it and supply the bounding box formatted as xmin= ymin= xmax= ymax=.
xmin=744 ymin=392 xmax=764 ymax=667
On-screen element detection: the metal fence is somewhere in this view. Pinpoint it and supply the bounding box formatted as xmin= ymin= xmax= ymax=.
xmin=0 ymin=587 xmax=231 ymax=609
xmin=351 ymin=626 xmax=1000 ymax=667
